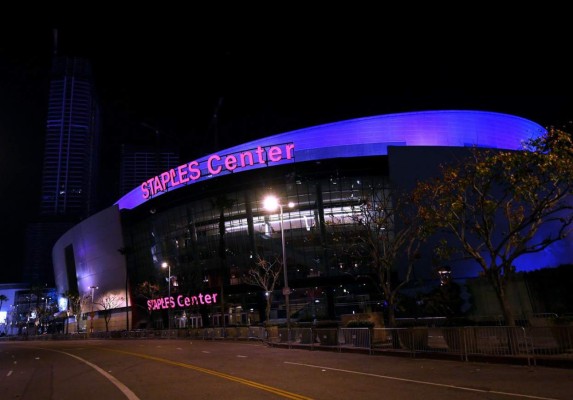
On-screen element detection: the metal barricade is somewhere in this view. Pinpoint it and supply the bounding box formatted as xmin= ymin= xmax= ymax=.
xmin=340 ymin=328 xmax=372 ymax=352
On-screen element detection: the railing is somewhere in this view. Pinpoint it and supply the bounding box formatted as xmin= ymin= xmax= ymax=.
xmin=4 ymin=325 xmax=572 ymax=367
xmin=246 ymin=325 xmax=573 ymax=366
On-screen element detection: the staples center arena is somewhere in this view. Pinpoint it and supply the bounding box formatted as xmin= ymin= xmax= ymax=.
xmin=52 ymin=110 xmax=570 ymax=331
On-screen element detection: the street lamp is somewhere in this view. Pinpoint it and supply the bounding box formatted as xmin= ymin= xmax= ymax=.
xmin=43 ymin=297 xmax=50 ymax=334
xmin=89 ymin=286 xmax=98 ymax=334
xmin=263 ymin=195 xmax=294 ymax=334
xmin=162 ymin=262 xmax=172 ymax=330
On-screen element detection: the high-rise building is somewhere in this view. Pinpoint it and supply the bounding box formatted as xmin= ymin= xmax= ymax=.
xmin=40 ymin=56 xmax=101 ymax=217
xmin=23 ymin=53 xmax=101 ymax=286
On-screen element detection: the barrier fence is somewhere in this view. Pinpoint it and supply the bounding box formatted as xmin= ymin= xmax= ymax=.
xmin=6 ymin=325 xmax=572 ymax=367
xmin=191 ymin=325 xmax=573 ymax=366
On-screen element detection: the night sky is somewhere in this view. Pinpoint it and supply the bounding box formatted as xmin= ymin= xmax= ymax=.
xmin=0 ymin=15 xmax=571 ymax=282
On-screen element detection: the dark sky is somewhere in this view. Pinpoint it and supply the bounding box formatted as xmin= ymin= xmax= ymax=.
xmin=0 ymin=16 xmax=571 ymax=282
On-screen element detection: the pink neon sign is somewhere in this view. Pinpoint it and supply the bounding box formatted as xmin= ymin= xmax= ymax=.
xmin=147 ymin=293 xmax=218 ymax=311
xmin=141 ymin=143 xmax=295 ymax=199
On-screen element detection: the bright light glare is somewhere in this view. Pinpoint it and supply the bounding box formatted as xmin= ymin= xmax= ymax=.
xmin=263 ymin=195 xmax=279 ymax=211
xmin=162 ymin=262 xmax=169 ymax=269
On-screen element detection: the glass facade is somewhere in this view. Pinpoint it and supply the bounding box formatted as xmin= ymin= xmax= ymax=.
xmin=122 ymin=158 xmax=392 ymax=327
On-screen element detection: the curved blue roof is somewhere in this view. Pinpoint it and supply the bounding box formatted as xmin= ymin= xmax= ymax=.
xmin=116 ymin=110 xmax=546 ymax=211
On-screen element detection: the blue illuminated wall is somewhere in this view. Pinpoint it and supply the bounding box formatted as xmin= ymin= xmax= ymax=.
xmin=116 ymin=110 xmax=545 ymax=211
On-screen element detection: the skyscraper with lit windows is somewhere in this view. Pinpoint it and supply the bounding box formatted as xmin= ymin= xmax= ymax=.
xmin=40 ymin=56 xmax=100 ymax=217
xmin=23 ymin=53 xmax=101 ymax=286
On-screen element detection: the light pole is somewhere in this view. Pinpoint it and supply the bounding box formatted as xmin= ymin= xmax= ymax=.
xmin=45 ymin=297 xmax=50 ymax=333
xmin=41 ymin=297 xmax=49 ymax=334
xmin=162 ymin=262 xmax=171 ymax=330
xmin=263 ymin=195 xmax=294 ymax=334
xmin=89 ymin=286 xmax=98 ymax=334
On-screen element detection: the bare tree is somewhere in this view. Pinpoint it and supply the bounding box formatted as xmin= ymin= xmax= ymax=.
xmin=244 ymin=255 xmax=283 ymax=325
xmin=331 ymin=186 xmax=425 ymax=328
xmin=95 ymin=294 xmax=125 ymax=332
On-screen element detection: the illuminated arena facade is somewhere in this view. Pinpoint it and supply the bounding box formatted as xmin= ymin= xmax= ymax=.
xmin=53 ymin=110 xmax=570 ymax=331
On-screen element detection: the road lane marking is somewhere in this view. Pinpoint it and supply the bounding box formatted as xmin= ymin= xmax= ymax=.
xmin=285 ymin=362 xmax=559 ymax=400
xmin=104 ymin=348 xmax=313 ymax=400
xmin=42 ymin=349 xmax=141 ymax=400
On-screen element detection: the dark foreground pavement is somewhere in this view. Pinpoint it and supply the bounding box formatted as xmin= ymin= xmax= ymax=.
xmin=1 ymin=338 xmax=573 ymax=400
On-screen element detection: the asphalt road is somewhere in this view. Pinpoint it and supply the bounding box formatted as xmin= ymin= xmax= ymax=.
xmin=1 ymin=339 xmax=572 ymax=400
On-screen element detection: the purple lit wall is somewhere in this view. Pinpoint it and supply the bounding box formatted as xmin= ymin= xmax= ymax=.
xmin=52 ymin=205 xmax=128 ymax=311
xmin=116 ymin=110 xmax=545 ymax=211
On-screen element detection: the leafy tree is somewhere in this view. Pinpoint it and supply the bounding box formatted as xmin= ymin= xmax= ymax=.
xmin=244 ymin=255 xmax=283 ymax=325
xmin=412 ymin=128 xmax=573 ymax=327
xmin=331 ymin=185 xmax=426 ymax=328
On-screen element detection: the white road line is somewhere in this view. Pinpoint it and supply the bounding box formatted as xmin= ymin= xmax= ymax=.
xmin=6 ymin=370 xmax=12 ymax=377
xmin=284 ymin=362 xmax=559 ymax=400
xmin=46 ymin=349 xmax=140 ymax=400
